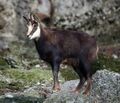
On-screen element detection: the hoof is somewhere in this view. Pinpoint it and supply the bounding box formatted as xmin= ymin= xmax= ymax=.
xmin=53 ymin=84 xmax=61 ymax=92
xmin=53 ymin=87 xmax=61 ymax=91
xmin=52 ymin=88 xmax=61 ymax=93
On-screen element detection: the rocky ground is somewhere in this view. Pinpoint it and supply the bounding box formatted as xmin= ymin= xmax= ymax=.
xmin=0 ymin=0 xmax=120 ymax=103
xmin=44 ymin=70 xmax=120 ymax=103
xmin=0 ymin=70 xmax=119 ymax=103
xmin=52 ymin=0 xmax=120 ymax=44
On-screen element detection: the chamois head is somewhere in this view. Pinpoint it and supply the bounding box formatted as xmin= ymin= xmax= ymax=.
xmin=23 ymin=13 xmax=41 ymax=40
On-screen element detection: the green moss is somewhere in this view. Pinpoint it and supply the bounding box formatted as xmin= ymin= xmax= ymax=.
xmin=60 ymin=67 xmax=79 ymax=81
xmin=92 ymin=54 xmax=120 ymax=73
xmin=1 ymin=68 xmax=52 ymax=89
xmin=0 ymin=58 xmax=9 ymax=69
xmin=0 ymin=81 xmax=9 ymax=89
xmin=0 ymin=81 xmax=24 ymax=90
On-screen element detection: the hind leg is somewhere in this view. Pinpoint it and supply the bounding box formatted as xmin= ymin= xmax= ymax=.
xmin=72 ymin=66 xmax=86 ymax=94
xmin=83 ymin=77 xmax=92 ymax=95
xmin=80 ymin=60 xmax=92 ymax=96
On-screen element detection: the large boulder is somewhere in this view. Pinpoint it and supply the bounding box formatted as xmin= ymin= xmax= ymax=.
xmin=0 ymin=70 xmax=119 ymax=103
xmin=0 ymin=0 xmax=18 ymax=42
xmin=52 ymin=0 xmax=120 ymax=43
xmin=44 ymin=70 xmax=120 ymax=103
xmin=0 ymin=0 xmax=31 ymax=42
xmin=1 ymin=0 xmax=120 ymax=44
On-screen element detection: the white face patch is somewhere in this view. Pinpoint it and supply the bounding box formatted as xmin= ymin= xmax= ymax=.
xmin=26 ymin=21 xmax=41 ymax=40
xmin=29 ymin=24 xmax=41 ymax=40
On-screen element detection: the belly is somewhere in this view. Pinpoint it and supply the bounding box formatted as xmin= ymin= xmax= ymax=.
xmin=62 ymin=58 xmax=79 ymax=66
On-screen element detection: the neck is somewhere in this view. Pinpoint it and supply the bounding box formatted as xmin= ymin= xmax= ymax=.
xmin=33 ymin=29 xmax=45 ymax=56
xmin=33 ymin=25 xmax=44 ymax=42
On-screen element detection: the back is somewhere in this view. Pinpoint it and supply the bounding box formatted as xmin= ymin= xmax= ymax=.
xmin=48 ymin=28 xmax=95 ymax=47
xmin=44 ymin=28 xmax=97 ymax=57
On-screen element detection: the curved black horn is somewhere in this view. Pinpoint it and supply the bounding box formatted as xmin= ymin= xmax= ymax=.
xmin=23 ymin=16 xmax=29 ymax=23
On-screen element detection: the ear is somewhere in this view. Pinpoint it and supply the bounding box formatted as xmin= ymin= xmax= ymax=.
xmin=33 ymin=13 xmax=41 ymax=23
xmin=30 ymin=13 xmax=35 ymax=21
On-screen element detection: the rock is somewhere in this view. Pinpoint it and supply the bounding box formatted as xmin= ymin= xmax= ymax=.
xmin=88 ymin=69 xmax=120 ymax=103
xmin=0 ymin=3 xmax=4 ymax=12
xmin=52 ymin=0 xmax=120 ymax=43
xmin=44 ymin=70 xmax=120 ymax=103
xmin=35 ymin=64 xmax=41 ymax=68
xmin=0 ymin=0 xmax=31 ymax=42
xmin=1 ymin=0 xmax=120 ymax=44
xmin=0 ymin=70 xmax=119 ymax=103
xmin=5 ymin=93 xmax=14 ymax=98
xmin=14 ymin=0 xmax=31 ymax=40
xmin=0 ymin=94 xmax=45 ymax=103
xmin=0 ymin=0 xmax=18 ymax=42
xmin=0 ymin=0 xmax=51 ymax=42
xmin=0 ymin=41 xmax=9 ymax=54
xmin=112 ymin=54 xmax=118 ymax=59
xmin=0 ymin=16 xmax=6 ymax=29
xmin=0 ymin=0 xmax=119 ymax=44
xmin=0 ymin=84 xmax=51 ymax=103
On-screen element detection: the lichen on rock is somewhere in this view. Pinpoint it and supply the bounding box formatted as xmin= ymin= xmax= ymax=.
xmin=44 ymin=70 xmax=120 ymax=103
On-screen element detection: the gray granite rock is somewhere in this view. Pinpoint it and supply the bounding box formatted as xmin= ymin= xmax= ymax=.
xmin=0 ymin=0 xmax=18 ymax=42
xmin=0 ymin=0 xmax=120 ymax=43
xmin=0 ymin=70 xmax=119 ymax=103
xmin=52 ymin=0 xmax=120 ymax=43
xmin=44 ymin=70 xmax=120 ymax=103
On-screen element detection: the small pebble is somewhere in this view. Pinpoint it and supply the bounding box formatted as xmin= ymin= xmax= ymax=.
xmin=5 ymin=93 xmax=14 ymax=98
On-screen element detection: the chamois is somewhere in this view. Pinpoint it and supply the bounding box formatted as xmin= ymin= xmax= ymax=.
xmin=23 ymin=13 xmax=98 ymax=95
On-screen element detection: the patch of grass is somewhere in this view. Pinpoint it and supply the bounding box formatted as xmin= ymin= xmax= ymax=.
xmin=0 ymin=81 xmax=9 ymax=89
xmin=92 ymin=54 xmax=120 ymax=73
xmin=60 ymin=67 xmax=79 ymax=81
xmin=0 ymin=58 xmax=9 ymax=69
xmin=1 ymin=68 xmax=52 ymax=89
xmin=0 ymin=81 xmax=24 ymax=90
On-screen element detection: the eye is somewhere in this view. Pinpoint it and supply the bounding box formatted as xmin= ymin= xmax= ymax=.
xmin=32 ymin=21 xmax=38 ymax=27
xmin=33 ymin=21 xmax=37 ymax=24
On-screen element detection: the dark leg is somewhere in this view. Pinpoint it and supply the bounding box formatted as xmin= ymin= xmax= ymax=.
xmin=51 ymin=57 xmax=61 ymax=91
xmin=72 ymin=66 xmax=85 ymax=94
xmin=80 ymin=60 xmax=92 ymax=95
xmin=83 ymin=77 xmax=92 ymax=95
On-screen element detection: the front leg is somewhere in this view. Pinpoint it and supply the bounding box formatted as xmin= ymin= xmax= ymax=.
xmin=51 ymin=59 xmax=61 ymax=91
